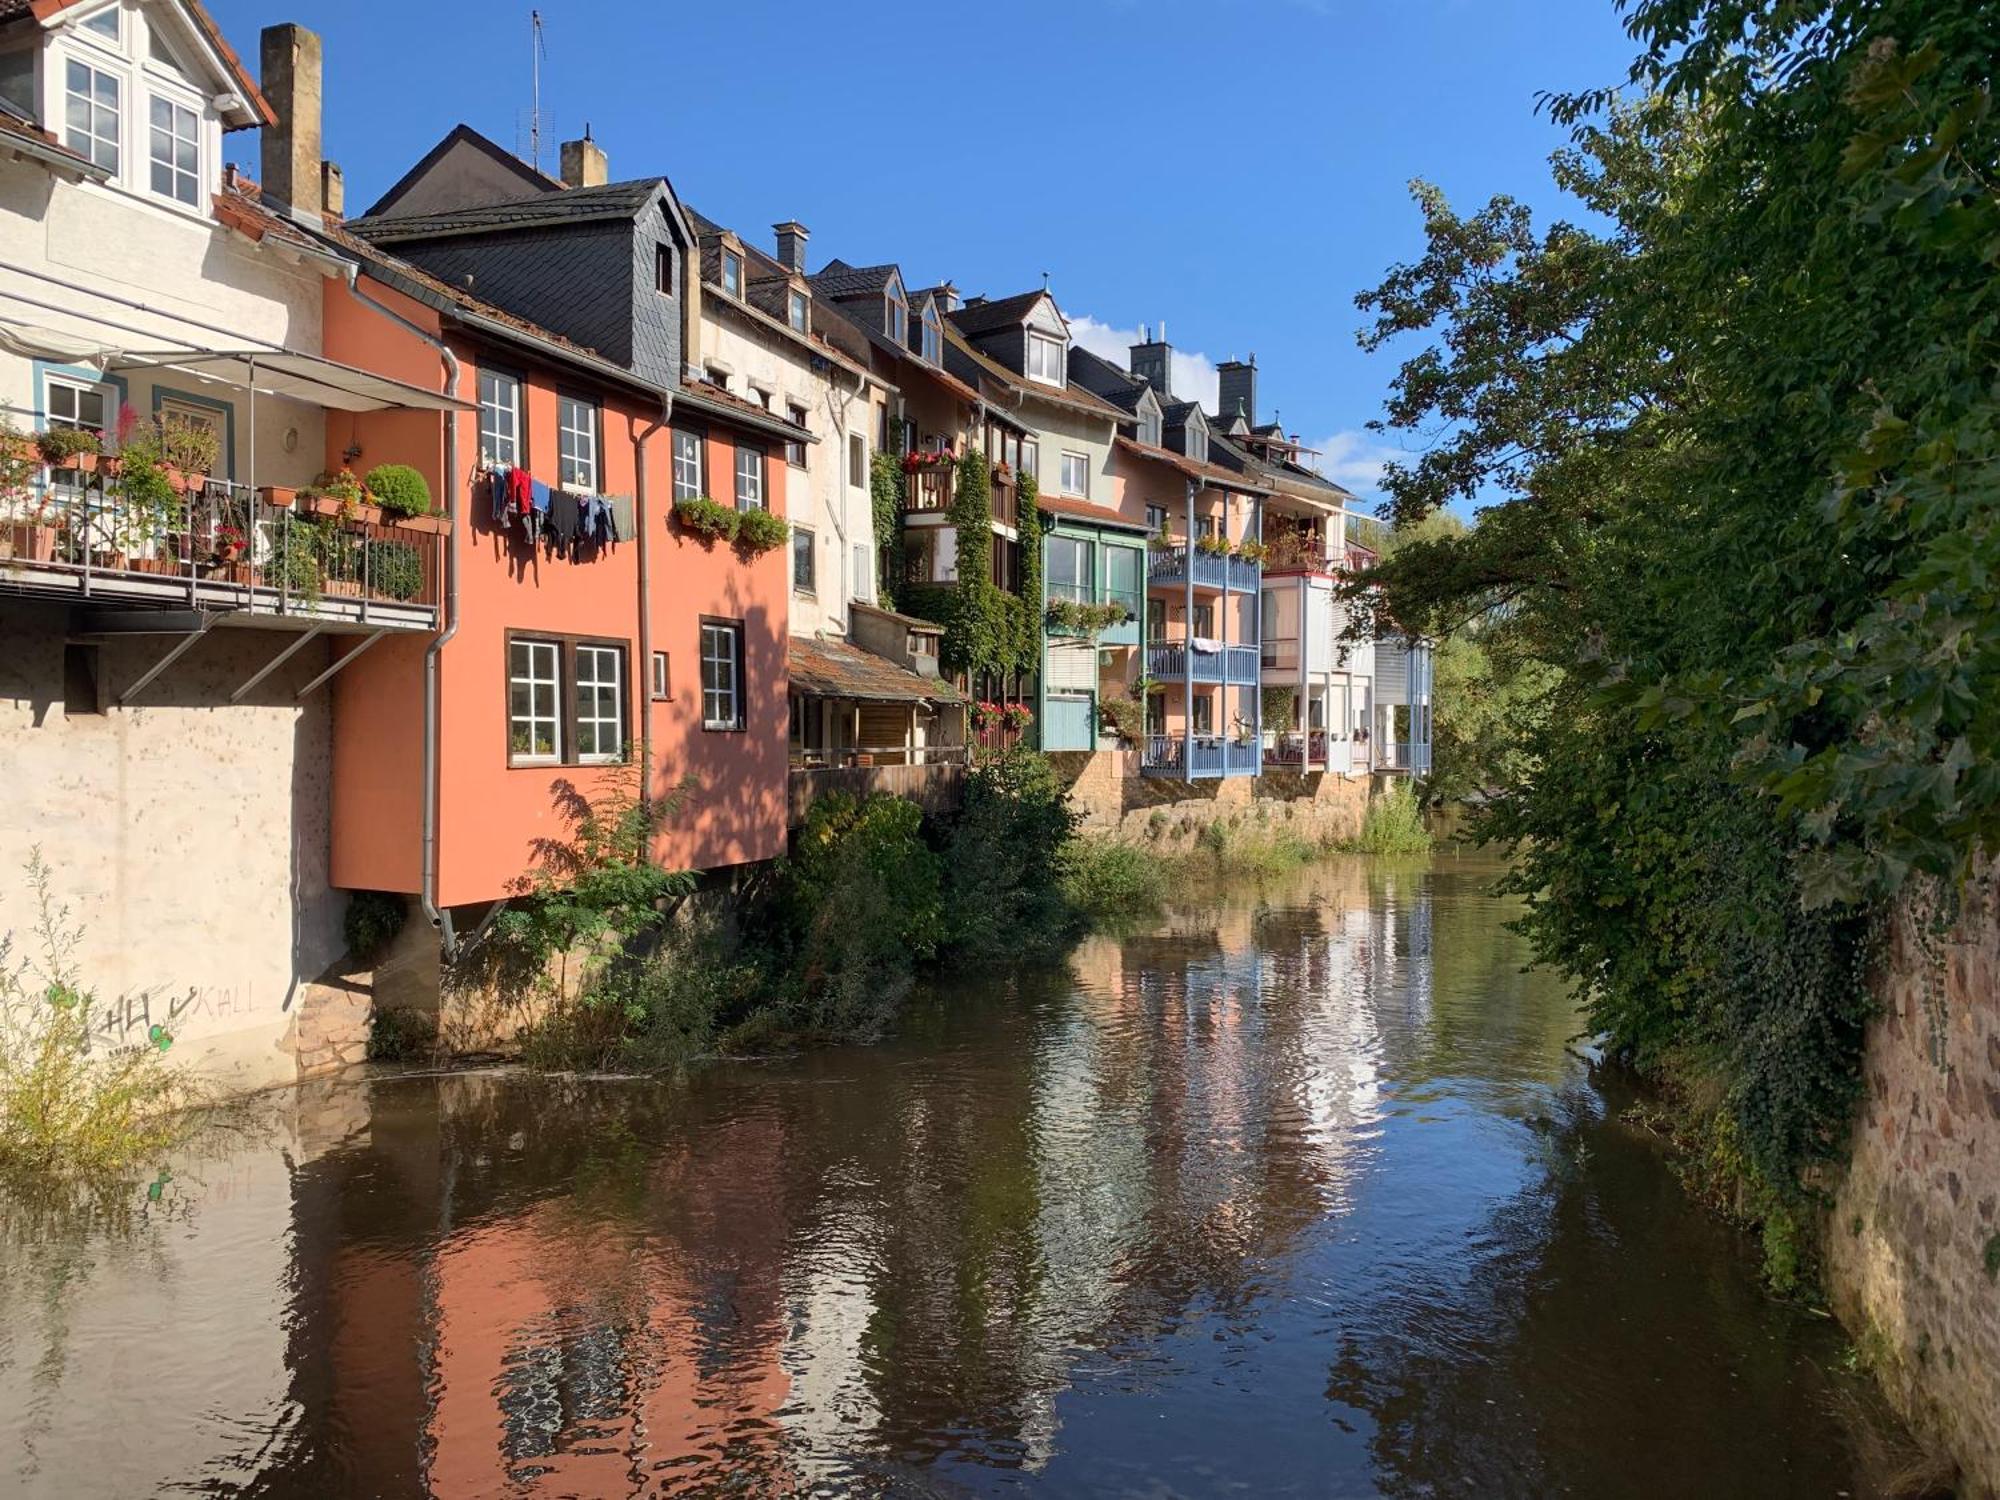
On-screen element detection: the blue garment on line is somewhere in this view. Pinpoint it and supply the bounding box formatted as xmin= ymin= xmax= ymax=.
xmin=530 ymin=479 xmax=552 ymax=513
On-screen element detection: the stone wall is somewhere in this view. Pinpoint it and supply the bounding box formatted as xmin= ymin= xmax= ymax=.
xmin=1830 ymin=876 xmax=2000 ymax=1496
xmin=1046 ymin=749 xmax=1374 ymax=852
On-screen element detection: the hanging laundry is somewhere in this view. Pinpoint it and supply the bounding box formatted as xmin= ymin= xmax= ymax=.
xmin=488 ymin=465 xmax=513 ymax=525
xmin=507 ymin=466 xmax=533 ymax=517
xmin=548 ymin=491 xmax=581 ymax=556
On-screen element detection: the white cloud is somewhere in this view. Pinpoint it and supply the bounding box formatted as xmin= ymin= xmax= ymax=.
xmin=1308 ymin=430 xmax=1402 ymax=502
xmin=1068 ymin=314 xmax=1221 ymax=412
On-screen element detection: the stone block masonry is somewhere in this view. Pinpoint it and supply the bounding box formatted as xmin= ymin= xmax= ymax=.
xmin=1045 ymin=750 xmax=1374 ymax=852
xmin=1830 ymin=872 xmax=2000 ymax=1496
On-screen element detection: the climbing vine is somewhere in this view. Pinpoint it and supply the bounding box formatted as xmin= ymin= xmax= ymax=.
xmin=870 ymin=424 xmax=907 ymax=610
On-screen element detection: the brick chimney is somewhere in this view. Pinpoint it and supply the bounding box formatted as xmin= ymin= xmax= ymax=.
xmin=1129 ymin=319 xmax=1172 ymax=398
xmin=773 ymin=220 xmax=809 ymax=273
xmin=1218 ymin=354 xmax=1257 ymax=424
xmin=259 ymin=23 xmax=322 ymax=219
xmin=560 ymin=130 xmax=607 ymax=188
xmin=320 ymin=160 xmax=343 ymax=218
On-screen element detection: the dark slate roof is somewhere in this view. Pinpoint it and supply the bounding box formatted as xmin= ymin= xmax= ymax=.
xmin=348 ymin=180 xmax=667 ymax=242
xmin=940 ymin=327 xmax=1128 ymax=423
xmin=790 ymin=636 xmax=962 ymax=705
xmin=808 ymin=259 xmax=898 ymax=299
xmin=1067 ymin=344 xmax=1143 ymax=409
xmin=946 ymin=290 xmax=1046 ymax=337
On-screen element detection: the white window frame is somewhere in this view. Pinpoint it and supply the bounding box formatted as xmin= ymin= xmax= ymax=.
xmin=1059 ymin=450 xmax=1089 ymax=497
xmin=157 ymin=396 xmax=226 ymax=477
xmin=508 ymin=638 xmax=562 ymax=764
xmin=921 ymin=308 xmax=941 ymax=364
xmin=147 ymin=91 xmax=198 ymax=207
xmin=734 ymin=442 xmax=764 ymax=511
xmin=45 ymin=373 xmax=115 ymax=438
xmin=573 ymin=644 xmax=625 ymax=764
xmin=848 ymin=433 xmax=866 ymax=490
xmin=1020 ymin=438 xmax=1039 ymax=481
xmin=63 ymin=55 xmax=121 ymax=174
xmin=787 ymin=288 xmax=809 ymax=333
xmin=1139 ymin=409 xmax=1162 ymax=448
xmin=557 ymin=394 xmax=598 ymax=491
xmin=672 ymin=428 xmax=703 ymax=499
xmin=81 ymin=5 xmax=121 ymax=41
xmin=886 ymin=294 xmax=907 ymax=344
xmin=701 ymin=620 xmax=744 ymax=731
xmin=1027 ymin=332 xmax=1066 ymax=385
xmin=478 ymin=368 xmax=521 ymax=466
xmin=722 ymin=249 xmax=743 ymax=297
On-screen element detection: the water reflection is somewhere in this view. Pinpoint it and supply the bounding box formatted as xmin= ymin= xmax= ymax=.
xmin=0 ymin=856 xmax=1898 ymax=1497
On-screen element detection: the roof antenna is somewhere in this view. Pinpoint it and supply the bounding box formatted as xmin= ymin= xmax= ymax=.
xmin=1040 ymin=270 xmax=1050 ymax=291
xmin=527 ymin=10 xmax=549 ymax=174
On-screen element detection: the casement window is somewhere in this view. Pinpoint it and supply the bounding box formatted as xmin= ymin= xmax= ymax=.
xmin=557 ymin=394 xmax=598 ymax=491
xmin=672 ymin=428 xmax=704 ymax=499
xmin=992 ymin=535 xmax=1021 ymax=593
xmin=1146 ymin=503 xmax=1168 ymax=535
xmin=788 ymin=288 xmax=809 ymax=333
xmin=1147 ymin=597 xmax=1166 ymax=638
xmin=1059 ymin=450 xmax=1089 ymax=497
xmin=158 ymin=399 xmax=226 ymax=478
xmin=1185 ymin=422 xmax=1209 ymax=464
xmin=1197 ymin=513 xmax=1222 ymax=542
xmin=1146 ymin=692 xmax=1166 ymax=736
xmin=734 ymin=442 xmax=765 ymax=511
xmin=722 ymin=249 xmax=743 ymax=296
xmin=508 ymin=638 xmax=562 ymax=763
xmin=148 ymin=95 xmax=198 ymax=206
xmin=64 ymin=59 xmax=120 ymax=173
xmin=1027 ymin=332 xmax=1066 ymax=384
xmin=1106 ymin=545 xmax=1142 ymax=620
xmin=848 ymin=433 xmax=866 ymax=489
xmin=655 ymin=243 xmax=674 ymax=295
xmin=1139 ymin=407 xmax=1162 ymax=448
xmin=921 ymin=307 xmax=941 ymax=364
xmin=886 ymin=293 xmax=907 ymax=343
xmin=700 ymin=618 xmax=745 ymax=730
xmin=1020 ymin=438 xmax=1039 ymax=481
xmin=785 ymin=403 xmax=808 ymax=468
xmin=573 ymin=644 xmax=624 ymax=763
xmin=1193 ymin=694 xmax=1215 ymax=735
xmin=1192 ymin=602 xmax=1215 ymax=637
xmin=853 ymin=542 xmax=873 ymax=603
xmin=478 ymin=368 xmax=521 ymax=466
xmin=792 ymin=524 xmax=815 ymax=595
xmin=1047 ymin=534 xmax=1094 ymax=603
xmin=45 ymin=375 xmax=113 ymax=438
xmin=650 ymin=650 xmax=670 ymax=701
xmin=508 ymin=635 xmax=629 ymax=766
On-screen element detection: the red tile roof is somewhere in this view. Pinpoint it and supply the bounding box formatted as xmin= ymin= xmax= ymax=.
xmin=1036 ymin=494 xmax=1151 ymax=532
xmin=1114 ymin=435 xmax=1272 ymax=495
xmin=789 ymin=635 xmax=963 ymax=704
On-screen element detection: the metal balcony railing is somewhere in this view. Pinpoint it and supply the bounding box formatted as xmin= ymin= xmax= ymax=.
xmin=1146 ymin=641 xmax=1260 ymax=684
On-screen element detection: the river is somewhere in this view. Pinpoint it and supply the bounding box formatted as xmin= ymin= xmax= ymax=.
xmin=0 ymin=854 xmax=1907 ymax=1497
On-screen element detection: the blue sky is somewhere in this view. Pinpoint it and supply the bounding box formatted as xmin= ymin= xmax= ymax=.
xmin=210 ymin=0 xmax=1637 ymax=505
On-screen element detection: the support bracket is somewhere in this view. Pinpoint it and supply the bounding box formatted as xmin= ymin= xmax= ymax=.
xmin=229 ymin=626 xmax=323 ymax=703
xmin=295 ymin=629 xmax=387 ymax=700
xmin=116 ymin=613 xmax=217 ymax=706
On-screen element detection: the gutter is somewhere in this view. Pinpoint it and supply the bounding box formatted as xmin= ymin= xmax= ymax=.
xmin=346 ymin=268 xmax=463 ymax=953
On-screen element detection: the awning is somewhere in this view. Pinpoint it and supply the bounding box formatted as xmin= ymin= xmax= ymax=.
xmin=105 ymin=349 xmax=473 ymax=413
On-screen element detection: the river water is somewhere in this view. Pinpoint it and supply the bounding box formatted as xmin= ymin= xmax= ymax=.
xmin=0 ymin=854 xmax=1904 ymax=1497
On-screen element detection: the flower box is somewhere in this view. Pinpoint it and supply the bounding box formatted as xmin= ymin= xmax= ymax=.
xmin=258 ymin=486 xmax=297 ymax=510
xmin=1 ymin=522 xmax=57 ymax=562
xmin=303 ymin=495 xmax=383 ymax=525
xmin=388 ymin=511 xmax=451 ymax=535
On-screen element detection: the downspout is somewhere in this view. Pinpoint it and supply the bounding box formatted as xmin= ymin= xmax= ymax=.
xmin=823 ymin=365 xmax=866 ymax=630
xmin=347 ymin=269 xmax=461 ymax=951
xmin=634 ymin=394 xmax=672 ymax=805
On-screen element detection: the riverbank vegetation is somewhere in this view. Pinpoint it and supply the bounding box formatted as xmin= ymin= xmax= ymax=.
xmin=1349 ymin=0 xmax=1995 ymax=1288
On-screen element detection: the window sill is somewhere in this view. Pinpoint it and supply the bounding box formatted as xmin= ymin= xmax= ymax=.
xmin=508 ymin=755 xmax=562 ymax=769
xmin=701 ymin=721 xmax=746 ymax=733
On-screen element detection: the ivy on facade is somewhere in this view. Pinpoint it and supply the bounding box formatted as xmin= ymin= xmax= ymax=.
xmin=901 ymin=450 xmax=1044 ymax=684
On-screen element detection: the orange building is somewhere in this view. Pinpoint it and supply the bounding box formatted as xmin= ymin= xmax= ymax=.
xmin=317 ymin=236 xmax=800 ymax=919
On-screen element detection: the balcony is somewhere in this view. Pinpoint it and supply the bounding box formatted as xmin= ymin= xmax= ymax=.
xmin=0 ymin=470 xmax=443 ymax=631
xmin=1146 ymin=640 xmax=1260 ymax=684
xmin=788 ymin=744 xmax=969 ymax=825
xmin=991 ymin=472 xmax=1018 ymax=529
xmin=1147 ymin=542 xmax=1261 ymax=593
xmin=905 ymin=460 xmax=955 ymax=514
xmin=1140 ymin=733 xmax=1260 ymax=779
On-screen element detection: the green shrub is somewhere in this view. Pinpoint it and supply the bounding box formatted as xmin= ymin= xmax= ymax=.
xmin=1349 ymin=781 xmax=1432 ymax=855
xmin=343 ymin=890 xmax=407 ymax=959
xmin=363 ymin=463 xmax=432 ymax=518
xmin=735 ymin=506 xmax=790 ymax=555
xmin=34 ymin=426 xmax=99 ymax=465
xmin=673 ymin=496 xmax=739 ymax=543
xmin=366 ymin=539 xmax=425 ymax=601
xmin=941 ymin=749 xmax=1081 ymax=961
xmin=366 ymin=1005 xmax=436 ymax=1063
xmin=1058 ymin=838 xmax=1166 ymax=927
xmin=0 ymin=850 xmax=196 ymax=1182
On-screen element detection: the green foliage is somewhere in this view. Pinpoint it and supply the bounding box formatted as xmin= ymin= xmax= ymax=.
xmin=1984 ymin=1234 xmax=2000 ymax=1284
xmin=1261 ymin=684 xmax=1296 ymax=730
xmin=363 ymin=463 xmax=432 ymax=518
xmin=1097 ymin=691 xmax=1144 ymax=744
xmin=1346 ymin=781 xmax=1433 ymax=856
xmin=871 ymin=442 xmax=905 ymax=609
xmin=34 ymin=426 xmax=99 ymax=465
xmin=1182 ymin=822 xmax=1321 ymax=878
xmin=1045 ymin=598 xmax=1127 ymax=635
xmin=0 ymin=850 xmax=196 ymax=1182
xmin=267 ymin=517 xmax=327 ymax=604
xmin=366 ymin=1005 xmax=435 ymax=1063
xmin=734 ymin=505 xmax=790 ymax=555
xmin=940 ymin=749 xmax=1082 ymax=962
xmin=343 ymin=890 xmax=406 ymax=959
xmin=366 ymin=539 xmax=424 ymax=601
xmin=1058 ymin=837 xmax=1167 ymax=926
xmin=673 ymin=495 xmax=739 ymax=543
xmin=912 ymin=453 xmax=1043 ymax=678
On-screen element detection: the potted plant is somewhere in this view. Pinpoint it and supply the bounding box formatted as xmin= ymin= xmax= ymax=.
xmin=1235 ymin=537 xmax=1269 ymax=564
xmin=673 ymin=495 xmax=740 ymax=543
xmin=735 ymin=506 xmax=789 ymax=555
xmin=159 ymin=415 xmax=222 ymax=495
xmin=298 ymin=469 xmax=380 ymax=525
xmin=1001 ymin=702 xmax=1034 ymax=734
xmin=35 ymin=425 xmax=101 ymax=474
xmin=363 ymin=463 xmax=449 ymax=533
xmin=212 ymin=522 xmax=249 ymax=564
xmin=365 ymin=537 xmax=425 ymax=602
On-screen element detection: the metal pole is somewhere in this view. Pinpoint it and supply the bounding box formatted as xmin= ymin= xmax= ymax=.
xmin=1183 ymin=478 xmax=1194 ymax=781
xmin=246 ymin=355 xmax=257 ymax=613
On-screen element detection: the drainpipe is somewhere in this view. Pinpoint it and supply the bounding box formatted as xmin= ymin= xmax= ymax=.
xmin=633 ymin=395 xmax=672 ymax=806
xmin=347 ymin=270 xmax=461 ymax=951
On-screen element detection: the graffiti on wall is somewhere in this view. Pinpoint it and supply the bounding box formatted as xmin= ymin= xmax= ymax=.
xmin=84 ymin=984 xmax=257 ymax=1055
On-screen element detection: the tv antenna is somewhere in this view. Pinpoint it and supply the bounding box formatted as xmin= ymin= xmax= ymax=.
xmin=527 ymin=10 xmax=549 ymax=173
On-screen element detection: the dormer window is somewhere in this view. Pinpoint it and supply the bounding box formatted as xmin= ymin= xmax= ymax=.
xmin=1139 ymin=406 xmax=1162 ymax=448
xmin=82 ymin=6 xmax=120 ymax=41
xmin=1027 ymin=332 xmax=1066 ymax=385
xmin=921 ymin=306 xmax=941 ymax=363
xmin=886 ymin=292 xmax=907 ymax=344
xmin=1185 ymin=418 xmax=1208 ymax=464
xmin=787 ymin=287 xmax=808 ymax=333
xmin=722 ymin=249 xmax=743 ymax=297
xmin=64 ymin=59 xmax=120 ymax=173
xmin=149 ymin=97 xmax=199 ymax=206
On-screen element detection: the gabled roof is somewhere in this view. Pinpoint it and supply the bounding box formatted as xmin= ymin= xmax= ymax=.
xmin=681 ymin=205 xmax=874 ymax=383
xmin=362 ymin=123 xmax=562 ymax=218
xmin=790 ymin=635 xmax=962 ymax=705
xmin=0 ymin=0 xmax=274 ymax=128
xmin=1114 ymin=435 xmax=1272 ymax=495
xmin=942 ymin=325 xmax=1129 ymax=424
xmin=1037 ymin=494 xmax=1150 ymax=532
xmin=808 ymin=259 xmax=900 ymax=300
xmin=948 ymin=289 xmax=1048 ymax=338
xmin=348 ymin=179 xmax=670 ymax=242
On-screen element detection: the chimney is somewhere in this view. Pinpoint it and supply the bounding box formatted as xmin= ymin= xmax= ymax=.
xmin=935 ymin=279 xmax=959 ymax=313
xmin=1129 ymin=319 xmax=1173 ymax=398
xmin=320 ymin=160 xmax=344 ymax=218
xmin=259 ymin=24 xmax=322 ymax=219
xmin=1218 ymin=353 xmax=1257 ymax=424
xmin=773 ymin=220 xmax=809 ymax=273
xmin=560 ymin=129 xmax=607 ymax=188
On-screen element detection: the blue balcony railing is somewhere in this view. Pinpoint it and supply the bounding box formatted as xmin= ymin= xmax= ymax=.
xmin=1139 ymin=732 xmax=1260 ymax=779
xmin=1146 ymin=641 xmax=1260 ymax=684
xmin=1147 ymin=542 xmax=1261 ymax=591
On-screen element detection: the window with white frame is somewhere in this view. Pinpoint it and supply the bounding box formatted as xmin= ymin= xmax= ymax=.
xmin=64 ymin=58 xmax=120 ymax=173
xmin=921 ymin=307 xmax=941 ymax=363
xmin=573 ymin=644 xmax=624 ymax=763
xmin=508 ymin=638 xmax=562 ymax=762
xmin=848 ymin=433 xmax=866 ymax=489
xmin=701 ymin=619 xmax=744 ymax=730
xmin=792 ymin=524 xmax=815 ymax=594
xmin=1138 ymin=405 xmax=1162 ymax=448
xmin=148 ymin=94 xmax=198 ymax=206
xmin=1047 ymin=534 xmax=1094 ymax=603
xmin=785 ymin=403 xmax=808 ymax=469
xmin=1185 ymin=419 xmax=1209 ymax=464
xmin=722 ymin=249 xmax=743 ymax=296
xmin=158 ymin=399 xmax=225 ymax=477
xmin=82 ymin=6 xmax=120 ymax=40
xmin=886 ymin=293 xmax=907 ymax=344
xmin=45 ymin=375 xmax=113 ymax=438
xmin=1059 ymin=450 xmax=1089 ymax=497
xmin=557 ymin=394 xmax=598 ymax=491
xmin=1020 ymin=438 xmax=1039 ymax=480
xmin=734 ymin=442 xmax=764 ymax=510
xmin=672 ymin=428 xmax=703 ymax=499
xmin=478 ymin=368 xmax=521 ymax=466
xmin=787 ymin=288 xmax=809 ymax=333
xmin=1027 ymin=332 xmax=1066 ymax=384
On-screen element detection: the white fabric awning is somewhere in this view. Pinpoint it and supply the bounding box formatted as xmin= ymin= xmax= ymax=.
xmin=105 ymin=348 xmax=473 ymax=413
